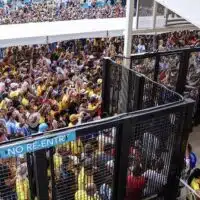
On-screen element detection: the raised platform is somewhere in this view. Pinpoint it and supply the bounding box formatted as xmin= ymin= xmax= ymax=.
xmin=0 ymin=16 xmax=196 ymax=47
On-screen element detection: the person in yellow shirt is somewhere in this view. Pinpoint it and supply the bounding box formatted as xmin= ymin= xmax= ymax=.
xmin=88 ymin=96 xmax=101 ymax=114
xmin=78 ymin=158 xmax=97 ymax=191
xmin=68 ymin=114 xmax=79 ymax=128
xmin=16 ymin=163 xmax=30 ymax=200
xmin=75 ymin=183 xmax=100 ymax=200
xmin=188 ymin=168 xmax=200 ymax=199
xmin=37 ymin=80 xmax=46 ymax=97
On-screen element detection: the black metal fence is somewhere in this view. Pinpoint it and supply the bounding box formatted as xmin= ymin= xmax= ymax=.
xmin=0 ymin=58 xmax=194 ymax=200
xmin=0 ymin=100 xmax=193 ymax=200
xmin=102 ymin=58 xmax=183 ymax=115
xmin=126 ymin=47 xmax=200 ymax=125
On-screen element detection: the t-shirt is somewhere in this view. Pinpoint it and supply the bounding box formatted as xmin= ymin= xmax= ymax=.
xmin=125 ymin=175 xmax=146 ymax=200
xmin=78 ymin=167 xmax=94 ymax=190
xmin=6 ymin=120 xmax=17 ymax=135
xmin=137 ymin=44 xmax=146 ymax=53
xmin=100 ymin=183 xmax=112 ymax=200
xmin=143 ymin=170 xmax=167 ymax=196
xmin=75 ymin=190 xmax=100 ymax=200
xmin=16 ymin=178 xmax=30 ymax=200
xmin=191 ymin=178 xmax=200 ymax=191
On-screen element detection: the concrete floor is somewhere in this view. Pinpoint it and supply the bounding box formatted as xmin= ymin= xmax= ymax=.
xmin=189 ymin=125 xmax=200 ymax=167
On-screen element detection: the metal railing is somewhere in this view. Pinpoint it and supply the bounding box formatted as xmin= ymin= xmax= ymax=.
xmin=0 ymin=58 xmax=194 ymax=200
xmin=102 ymin=58 xmax=183 ymax=115
xmin=126 ymin=47 xmax=200 ymax=126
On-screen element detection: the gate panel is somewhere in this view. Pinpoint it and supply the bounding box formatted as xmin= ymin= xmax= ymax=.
xmin=52 ymin=122 xmax=120 ymax=200
xmin=0 ymin=157 xmax=26 ymax=200
xmin=185 ymin=51 xmax=200 ymax=124
xmin=158 ymin=54 xmax=181 ymax=91
xmin=125 ymin=105 xmax=187 ymax=199
xmin=131 ymin=56 xmax=156 ymax=79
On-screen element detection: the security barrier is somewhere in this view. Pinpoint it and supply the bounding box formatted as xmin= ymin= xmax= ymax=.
xmin=0 ymin=58 xmax=194 ymax=200
xmin=127 ymin=47 xmax=200 ymax=126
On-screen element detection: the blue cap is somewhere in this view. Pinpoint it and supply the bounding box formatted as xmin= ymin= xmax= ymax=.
xmin=38 ymin=123 xmax=48 ymax=133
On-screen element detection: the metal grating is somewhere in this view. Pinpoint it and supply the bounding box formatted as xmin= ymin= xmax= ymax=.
xmin=185 ymin=52 xmax=200 ymax=120
xmin=0 ymin=156 xmax=30 ymax=200
xmin=126 ymin=112 xmax=182 ymax=199
xmin=53 ymin=127 xmax=116 ymax=200
xmin=158 ymin=54 xmax=180 ymax=91
xmin=132 ymin=57 xmax=156 ymax=79
xmin=142 ymin=77 xmax=181 ymax=109
xmin=104 ymin=59 xmax=183 ymax=115
xmin=109 ymin=62 xmax=122 ymax=115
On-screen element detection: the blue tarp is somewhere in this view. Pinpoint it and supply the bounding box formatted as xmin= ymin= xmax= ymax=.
xmin=82 ymin=1 xmax=107 ymax=8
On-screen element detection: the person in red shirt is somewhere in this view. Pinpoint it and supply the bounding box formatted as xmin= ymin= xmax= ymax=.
xmin=125 ymin=164 xmax=146 ymax=200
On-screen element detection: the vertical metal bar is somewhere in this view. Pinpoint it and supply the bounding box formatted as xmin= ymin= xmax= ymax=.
xmin=124 ymin=0 xmax=135 ymax=68
xmin=153 ymin=34 xmax=157 ymax=51
xmin=102 ymin=59 xmax=111 ymax=115
xmin=113 ymin=119 xmax=132 ymax=200
xmin=153 ymin=54 xmax=160 ymax=82
xmin=111 ymin=124 xmax=122 ymax=200
xmin=133 ymin=74 xmax=145 ymax=110
xmin=127 ymin=57 xmax=133 ymax=112
xmin=119 ymin=66 xmax=129 ymax=113
xmin=164 ymin=99 xmax=194 ymax=200
xmin=49 ymin=148 xmax=56 ymax=200
xmin=152 ymin=0 xmax=158 ymax=30
xmin=34 ymin=149 xmax=49 ymax=200
xmin=176 ymin=51 xmax=190 ymax=95
xmin=127 ymin=57 xmax=134 ymax=112
xmin=194 ymin=87 xmax=200 ymax=125
xmin=26 ymin=153 xmax=35 ymax=200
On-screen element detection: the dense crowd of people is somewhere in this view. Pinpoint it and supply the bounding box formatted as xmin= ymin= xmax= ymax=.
xmin=3 ymin=30 xmax=200 ymax=141
xmin=0 ymin=0 xmax=166 ymax=25
xmin=0 ymin=37 xmax=125 ymax=143
xmin=133 ymin=31 xmax=200 ymax=93
xmin=0 ymin=1 xmax=126 ymax=24
xmin=0 ymin=25 xmax=200 ymax=200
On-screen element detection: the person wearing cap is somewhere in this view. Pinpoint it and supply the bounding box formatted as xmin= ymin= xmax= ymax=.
xmin=68 ymin=114 xmax=79 ymax=128
xmin=38 ymin=122 xmax=49 ymax=133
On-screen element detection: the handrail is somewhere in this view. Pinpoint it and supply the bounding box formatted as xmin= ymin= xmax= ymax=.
xmin=179 ymin=178 xmax=200 ymax=199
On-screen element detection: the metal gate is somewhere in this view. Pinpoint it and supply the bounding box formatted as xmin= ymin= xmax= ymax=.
xmin=0 ymin=58 xmax=194 ymax=200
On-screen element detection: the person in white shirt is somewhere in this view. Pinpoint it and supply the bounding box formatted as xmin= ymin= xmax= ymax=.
xmin=143 ymin=158 xmax=167 ymax=196
xmin=137 ymin=38 xmax=146 ymax=53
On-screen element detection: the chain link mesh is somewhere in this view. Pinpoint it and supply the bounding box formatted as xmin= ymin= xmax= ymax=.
xmin=52 ymin=127 xmax=116 ymax=200
xmin=126 ymin=112 xmax=182 ymax=199
xmin=0 ymin=156 xmax=30 ymax=200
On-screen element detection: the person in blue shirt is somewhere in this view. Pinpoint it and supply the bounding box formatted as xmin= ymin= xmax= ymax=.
xmin=16 ymin=121 xmax=31 ymax=138
xmin=6 ymin=111 xmax=18 ymax=138
xmin=188 ymin=143 xmax=197 ymax=170
xmin=185 ymin=143 xmax=197 ymax=176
